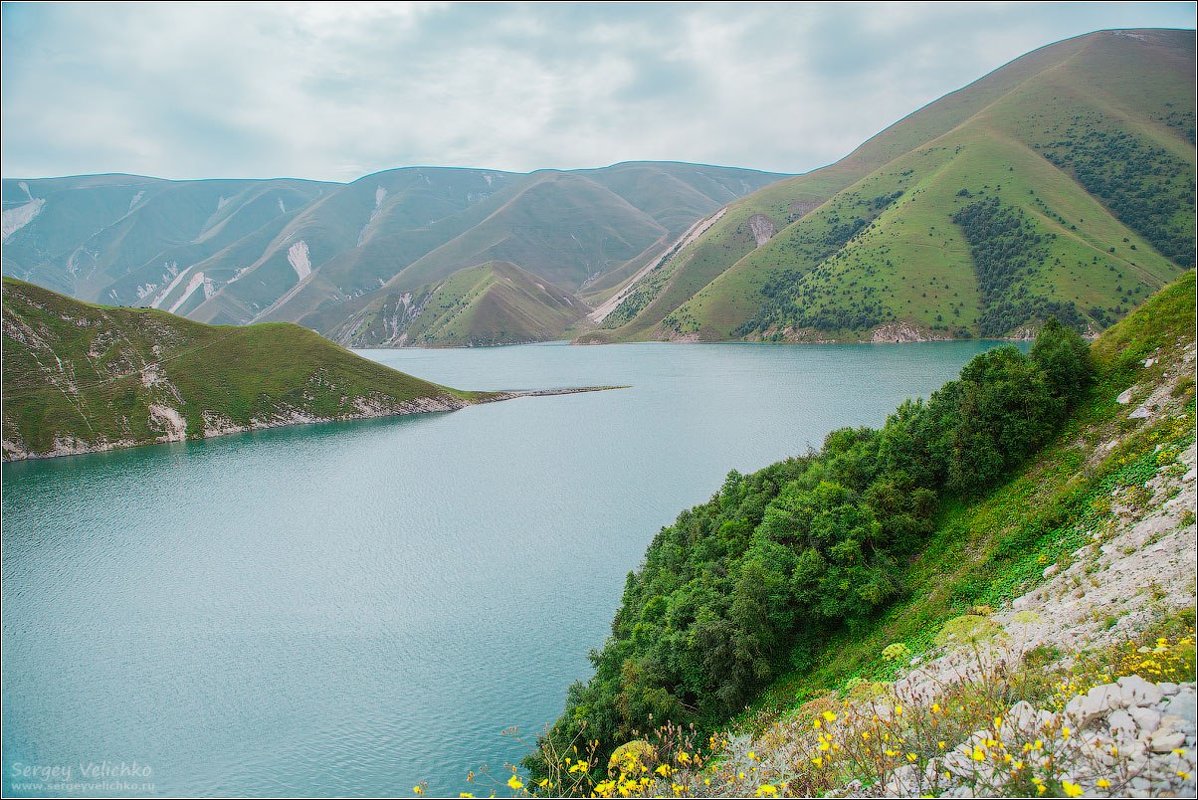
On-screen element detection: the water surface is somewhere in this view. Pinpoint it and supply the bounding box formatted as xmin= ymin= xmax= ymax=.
xmin=2 ymin=341 xmax=1013 ymax=797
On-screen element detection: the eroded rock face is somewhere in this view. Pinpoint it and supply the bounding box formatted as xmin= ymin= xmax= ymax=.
xmin=869 ymin=322 xmax=952 ymax=343
xmin=747 ymin=213 xmax=777 ymax=247
xmin=789 ymin=199 xmax=822 ymax=219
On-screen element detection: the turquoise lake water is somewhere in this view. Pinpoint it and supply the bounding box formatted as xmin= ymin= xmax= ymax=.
xmin=1 ymin=341 xmax=1016 ymax=797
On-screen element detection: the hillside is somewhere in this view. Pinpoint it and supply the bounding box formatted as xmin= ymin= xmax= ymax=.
xmin=1 ymin=277 xmax=485 ymax=461
xmin=331 ymin=261 xmax=586 ymax=347
xmin=586 ymin=29 xmax=1194 ymax=344
xmin=527 ymin=271 xmax=1196 ymax=797
xmin=1 ymin=162 xmax=784 ymax=340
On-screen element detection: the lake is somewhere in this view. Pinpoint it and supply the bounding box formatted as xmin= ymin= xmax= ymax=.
xmin=2 ymin=340 xmax=1015 ymax=797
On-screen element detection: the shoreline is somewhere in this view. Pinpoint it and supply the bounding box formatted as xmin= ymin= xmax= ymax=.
xmin=1 ymin=385 xmax=626 ymax=464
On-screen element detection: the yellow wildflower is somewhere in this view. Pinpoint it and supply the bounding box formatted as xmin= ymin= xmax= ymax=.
xmin=1062 ymin=781 xmax=1083 ymax=797
xmin=1097 ymin=779 xmax=1112 ymax=789
xmin=412 ymin=788 xmax=423 ymax=797
xmin=907 ymin=753 xmax=918 ymax=763
xmin=747 ymin=751 xmax=757 ymax=761
xmin=971 ymin=747 xmax=985 ymax=762
xmin=507 ymin=775 xmax=523 ymax=791
xmin=938 ymin=741 xmax=946 ymax=750
xmin=756 ymin=786 xmax=778 ymax=797
xmin=677 ymin=751 xmax=691 ymax=765
xmin=821 ymin=710 xmax=837 ymax=722
xmin=931 ymin=703 xmax=941 ymax=713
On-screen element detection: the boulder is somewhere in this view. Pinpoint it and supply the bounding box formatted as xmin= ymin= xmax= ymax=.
xmin=1066 ymin=683 xmax=1124 ymax=725
xmin=1118 ymin=675 xmax=1164 ymax=707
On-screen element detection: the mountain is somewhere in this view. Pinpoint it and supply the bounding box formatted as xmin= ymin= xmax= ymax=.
xmin=0 ymin=277 xmax=487 ymax=461
xmin=1 ymin=174 xmax=337 ymax=304
xmin=2 ymin=162 xmax=784 ymax=341
xmin=333 ymin=261 xmax=587 ymax=347
xmin=585 ymin=29 xmax=1194 ymax=344
xmin=533 ymin=269 xmax=1196 ymax=793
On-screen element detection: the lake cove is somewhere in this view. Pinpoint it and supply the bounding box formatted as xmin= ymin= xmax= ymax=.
xmin=2 ymin=340 xmax=1020 ymax=797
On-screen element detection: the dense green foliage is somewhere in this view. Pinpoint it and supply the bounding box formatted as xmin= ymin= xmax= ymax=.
xmin=754 ymin=270 xmax=1195 ymax=713
xmin=537 ymin=320 xmax=1096 ymax=769
xmin=1040 ymin=118 xmax=1196 ymax=268
xmin=951 ymin=198 xmax=1088 ymax=335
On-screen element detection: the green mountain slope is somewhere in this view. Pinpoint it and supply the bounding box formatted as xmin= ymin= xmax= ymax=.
xmin=333 ymin=261 xmax=587 ymax=347
xmin=534 ymin=270 xmax=1196 ymax=789
xmin=378 ymin=172 xmax=669 ymax=294
xmin=3 ymin=163 xmax=784 ymax=340
xmin=590 ymin=29 xmax=1193 ymax=344
xmin=0 ymin=277 xmax=482 ymax=461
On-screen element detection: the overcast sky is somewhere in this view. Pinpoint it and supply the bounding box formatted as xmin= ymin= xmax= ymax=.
xmin=2 ymin=2 xmax=1194 ymax=182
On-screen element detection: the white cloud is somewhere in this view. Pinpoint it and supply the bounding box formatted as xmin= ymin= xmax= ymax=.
xmin=1 ymin=2 xmax=1193 ymax=181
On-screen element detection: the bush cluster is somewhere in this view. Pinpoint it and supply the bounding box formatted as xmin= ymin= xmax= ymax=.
xmin=532 ymin=322 xmax=1094 ymax=777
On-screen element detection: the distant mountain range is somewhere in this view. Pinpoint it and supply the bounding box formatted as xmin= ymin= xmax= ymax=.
xmin=3 ymin=29 xmax=1194 ymax=348
xmin=1 ymin=163 xmax=784 ymax=345
xmin=583 ymin=28 xmax=1195 ymax=343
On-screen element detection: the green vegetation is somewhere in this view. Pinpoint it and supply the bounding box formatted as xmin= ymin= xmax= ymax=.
xmin=533 ymin=271 xmax=1195 ymax=787
xmin=951 ymin=197 xmax=1088 ymax=335
xmin=1040 ymin=115 xmax=1196 ymax=267
xmin=1 ymin=277 xmax=480 ymax=460
xmin=338 ymin=261 xmax=586 ymax=347
xmin=596 ymin=29 xmax=1192 ymax=343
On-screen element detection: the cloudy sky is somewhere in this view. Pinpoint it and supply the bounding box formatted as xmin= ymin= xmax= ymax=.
xmin=2 ymin=2 xmax=1194 ymax=181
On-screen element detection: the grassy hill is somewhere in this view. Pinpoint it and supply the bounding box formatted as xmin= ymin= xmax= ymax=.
xmin=2 ymin=162 xmax=784 ymax=340
xmin=333 ymin=261 xmax=587 ymax=347
xmin=1 ymin=277 xmax=483 ymax=461
xmin=588 ymin=29 xmax=1193 ymax=344
xmin=530 ymin=271 xmax=1196 ymax=796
